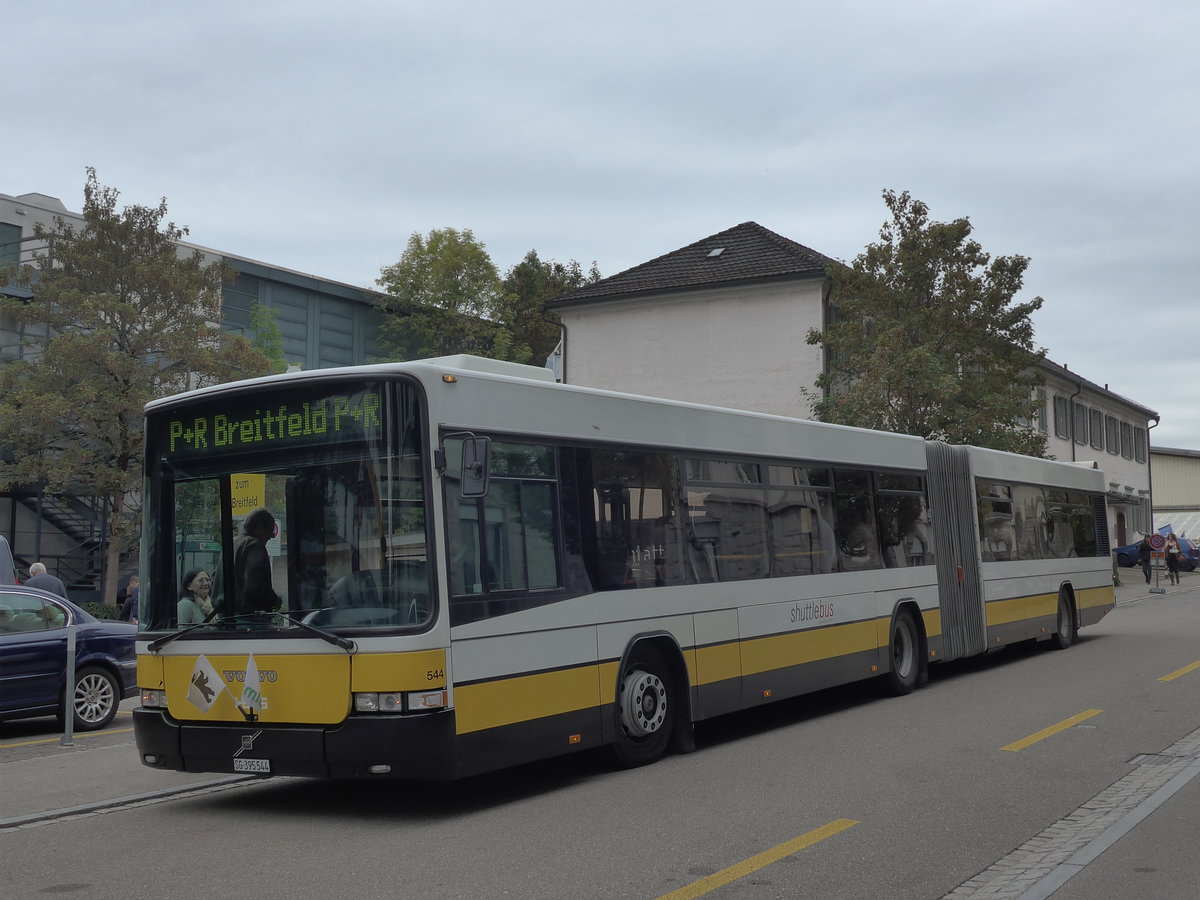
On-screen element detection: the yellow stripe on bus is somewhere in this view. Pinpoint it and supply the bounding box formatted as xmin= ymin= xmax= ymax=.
xmin=987 ymin=593 xmax=1056 ymax=626
xmin=455 ymin=664 xmax=603 ymax=735
xmin=741 ymin=619 xmax=879 ymax=676
xmin=1075 ymin=585 xmax=1115 ymax=610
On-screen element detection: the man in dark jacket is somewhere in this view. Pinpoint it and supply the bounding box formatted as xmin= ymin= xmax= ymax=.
xmin=26 ymin=562 xmax=68 ymax=598
xmin=232 ymin=507 xmax=282 ymax=615
xmin=1137 ymin=534 xmax=1154 ymax=585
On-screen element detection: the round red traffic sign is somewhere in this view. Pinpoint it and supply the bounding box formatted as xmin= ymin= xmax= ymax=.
xmin=1149 ymin=533 xmax=1166 ymax=550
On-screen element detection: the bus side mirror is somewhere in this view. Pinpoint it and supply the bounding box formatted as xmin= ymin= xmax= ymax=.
xmin=459 ymin=436 xmax=491 ymax=498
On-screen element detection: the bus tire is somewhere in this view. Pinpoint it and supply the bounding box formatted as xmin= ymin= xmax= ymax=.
xmin=1051 ymin=591 xmax=1075 ymax=650
xmin=884 ymin=610 xmax=920 ymax=696
xmin=611 ymin=644 xmax=675 ymax=768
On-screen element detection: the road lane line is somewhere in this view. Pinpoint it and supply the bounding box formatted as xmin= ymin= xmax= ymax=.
xmin=1159 ymin=660 xmax=1200 ymax=682
xmin=0 ymin=727 xmax=134 ymax=749
xmin=1001 ymin=709 xmax=1102 ymax=752
xmin=655 ymin=818 xmax=859 ymax=900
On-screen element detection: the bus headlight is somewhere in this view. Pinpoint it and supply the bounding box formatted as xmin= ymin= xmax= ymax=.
xmin=354 ymin=692 xmax=403 ymax=713
xmin=142 ymin=688 xmax=167 ymax=708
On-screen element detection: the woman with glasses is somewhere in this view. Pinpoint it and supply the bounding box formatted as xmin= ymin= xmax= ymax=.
xmin=178 ymin=569 xmax=215 ymax=624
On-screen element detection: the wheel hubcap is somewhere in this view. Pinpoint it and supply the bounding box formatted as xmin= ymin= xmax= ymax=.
xmin=75 ymin=674 xmax=114 ymax=724
xmin=619 ymin=669 xmax=667 ymax=738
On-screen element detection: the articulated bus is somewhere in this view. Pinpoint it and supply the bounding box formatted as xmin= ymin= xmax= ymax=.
xmin=133 ymin=355 xmax=1114 ymax=780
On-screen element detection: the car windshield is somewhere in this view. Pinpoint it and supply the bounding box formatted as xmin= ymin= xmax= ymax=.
xmin=141 ymin=378 xmax=431 ymax=634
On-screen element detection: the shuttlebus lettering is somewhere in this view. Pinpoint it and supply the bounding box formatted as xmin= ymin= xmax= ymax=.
xmin=790 ymin=600 xmax=836 ymax=623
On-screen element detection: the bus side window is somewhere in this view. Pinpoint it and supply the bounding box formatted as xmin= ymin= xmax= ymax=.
xmin=833 ymin=469 xmax=882 ymax=571
xmin=588 ymin=449 xmax=684 ymax=590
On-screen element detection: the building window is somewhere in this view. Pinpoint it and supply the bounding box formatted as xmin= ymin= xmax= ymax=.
xmin=1105 ymin=415 xmax=1119 ymax=455
xmin=1089 ymin=409 xmax=1104 ymax=451
xmin=1072 ymin=402 xmax=1088 ymax=445
xmin=0 ymin=222 xmax=22 ymax=267
xmin=1053 ymin=396 xmax=1070 ymax=440
xmin=1121 ymin=422 xmax=1134 ymax=459
xmin=1134 ymin=427 xmax=1147 ymax=463
xmin=1036 ymin=388 xmax=1048 ymax=433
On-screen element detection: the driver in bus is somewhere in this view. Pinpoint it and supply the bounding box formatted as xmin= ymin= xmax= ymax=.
xmin=231 ymin=507 xmax=283 ymax=615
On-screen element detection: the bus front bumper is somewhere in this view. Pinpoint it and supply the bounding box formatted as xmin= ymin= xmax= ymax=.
xmin=133 ymin=707 xmax=458 ymax=780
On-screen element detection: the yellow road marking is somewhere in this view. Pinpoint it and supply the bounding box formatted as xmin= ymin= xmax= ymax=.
xmin=1001 ymin=709 xmax=1102 ymax=752
xmin=655 ymin=819 xmax=859 ymax=900
xmin=1159 ymin=660 xmax=1200 ymax=682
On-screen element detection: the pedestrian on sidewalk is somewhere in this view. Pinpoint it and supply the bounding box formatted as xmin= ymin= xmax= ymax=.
xmin=25 ymin=562 xmax=67 ymax=598
xmin=1165 ymin=533 xmax=1183 ymax=586
xmin=1138 ymin=533 xmax=1153 ymax=585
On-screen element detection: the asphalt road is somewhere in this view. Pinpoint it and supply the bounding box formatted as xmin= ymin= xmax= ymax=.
xmin=3 ymin=569 xmax=1199 ymax=900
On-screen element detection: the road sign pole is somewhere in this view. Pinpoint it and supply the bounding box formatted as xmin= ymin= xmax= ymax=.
xmin=1149 ymin=534 xmax=1167 ymax=595
xmin=61 ymin=623 xmax=76 ymax=746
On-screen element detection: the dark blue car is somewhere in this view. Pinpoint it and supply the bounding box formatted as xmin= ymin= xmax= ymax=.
xmin=0 ymin=585 xmax=137 ymax=731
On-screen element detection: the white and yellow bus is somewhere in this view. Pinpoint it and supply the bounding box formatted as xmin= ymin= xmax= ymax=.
xmin=133 ymin=356 xmax=1113 ymax=779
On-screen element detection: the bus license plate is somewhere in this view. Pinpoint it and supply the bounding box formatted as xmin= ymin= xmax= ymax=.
xmin=233 ymin=758 xmax=271 ymax=773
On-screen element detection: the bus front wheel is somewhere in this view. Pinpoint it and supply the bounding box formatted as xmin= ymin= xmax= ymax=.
xmin=611 ymin=644 xmax=675 ymax=768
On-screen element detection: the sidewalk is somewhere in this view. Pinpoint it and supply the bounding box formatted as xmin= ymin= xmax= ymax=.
xmin=0 ymin=699 xmax=250 ymax=826
xmin=1112 ymin=563 xmax=1196 ymax=605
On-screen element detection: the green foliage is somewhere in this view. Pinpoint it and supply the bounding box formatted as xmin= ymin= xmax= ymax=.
xmin=0 ymin=169 xmax=272 ymax=603
xmin=806 ymin=190 xmax=1048 ymax=457
xmin=498 ymin=251 xmax=600 ymax=365
xmin=249 ymin=300 xmax=290 ymax=373
xmin=373 ymin=230 xmax=600 ymax=366
xmin=374 ymin=228 xmax=504 ymax=360
xmin=80 ymin=601 xmax=123 ymax=620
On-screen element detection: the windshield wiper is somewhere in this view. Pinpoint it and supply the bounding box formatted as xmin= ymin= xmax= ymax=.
xmin=147 ymin=610 xmax=356 ymax=654
xmin=146 ymin=608 xmax=223 ymax=653
xmin=271 ymin=611 xmax=357 ymax=653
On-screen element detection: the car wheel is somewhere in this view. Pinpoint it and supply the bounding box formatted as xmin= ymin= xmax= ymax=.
xmin=1116 ymin=552 xmax=1133 ymax=567
xmin=65 ymin=666 xmax=121 ymax=731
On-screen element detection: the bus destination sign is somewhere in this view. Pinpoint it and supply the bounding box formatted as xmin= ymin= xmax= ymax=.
xmin=163 ymin=390 xmax=383 ymax=460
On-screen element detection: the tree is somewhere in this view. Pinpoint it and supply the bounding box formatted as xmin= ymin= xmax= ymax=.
xmin=249 ymin=300 xmax=291 ymax=373
xmin=0 ymin=170 xmax=271 ymax=604
xmin=374 ymin=228 xmax=504 ymax=361
xmin=497 ymin=250 xmax=601 ymax=365
xmin=806 ymin=190 xmax=1047 ymax=456
xmin=374 ymin=231 xmax=601 ymax=366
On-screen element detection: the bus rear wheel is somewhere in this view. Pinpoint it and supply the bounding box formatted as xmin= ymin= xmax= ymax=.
xmin=1051 ymin=592 xmax=1075 ymax=650
xmin=611 ymin=644 xmax=675 ymax=768
xmin=884 ymin=610 xmax=920 ymax=696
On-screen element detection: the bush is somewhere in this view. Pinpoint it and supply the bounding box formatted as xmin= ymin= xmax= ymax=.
xmin=81 ymin=601 xmax=124 ymax=620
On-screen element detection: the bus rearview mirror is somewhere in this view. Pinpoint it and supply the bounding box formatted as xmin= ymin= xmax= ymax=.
xmin=459 ymin=437 xmax=491 ymax=498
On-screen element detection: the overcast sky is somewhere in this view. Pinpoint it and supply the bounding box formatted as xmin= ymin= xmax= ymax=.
xmin=9 ymin=1 xmax=1199 ymax=446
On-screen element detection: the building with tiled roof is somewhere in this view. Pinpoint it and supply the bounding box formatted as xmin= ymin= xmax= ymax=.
xmin=545 ymin=222 xmax=834 ymax=415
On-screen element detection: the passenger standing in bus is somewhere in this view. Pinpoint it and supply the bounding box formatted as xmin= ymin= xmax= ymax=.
xmin=1165 ymin=533 xmax=1183 ymax=585
xmin=233 ymin=507 xmax=282 ymax=614
xmin=1137 ymin=533 xmax=1153 ymax=584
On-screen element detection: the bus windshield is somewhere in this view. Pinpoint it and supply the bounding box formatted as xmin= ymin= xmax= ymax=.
xmin=141 ymin=378 xmax=431 ymax=634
